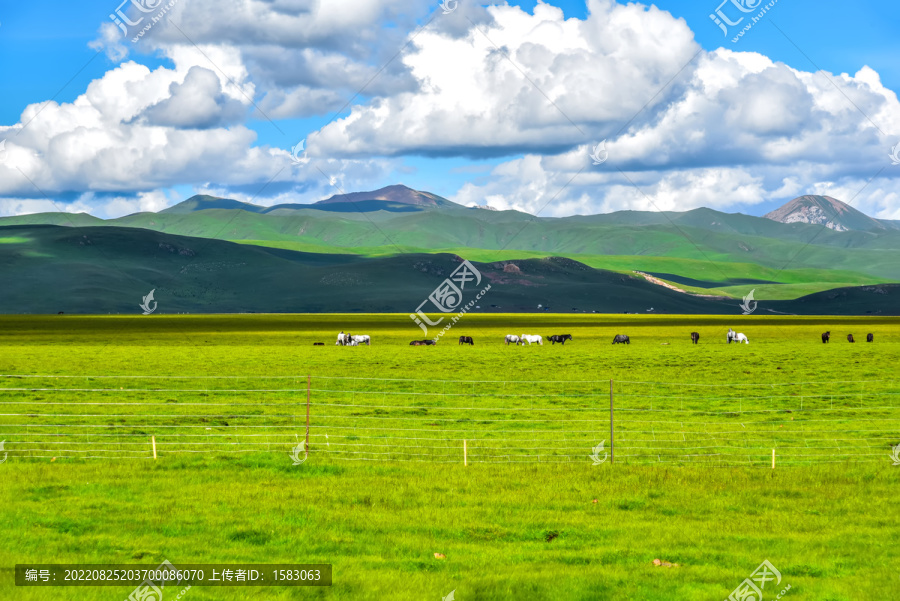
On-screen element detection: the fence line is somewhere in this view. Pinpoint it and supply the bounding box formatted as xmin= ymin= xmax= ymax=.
xmin=0 ymin=375 xmax=897 ymax=466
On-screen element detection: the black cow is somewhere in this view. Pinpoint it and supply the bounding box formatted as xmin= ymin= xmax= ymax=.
xmin=822 ymin=331 xmax=830 ymax=343
xmin=867 ymin=333 xmax=874 ymax=342
xmin=458 ymin=336 xmax=474 ymax=345
xmin=690 ymin=332 xmax=699 ymax=344
xmin=847 ymin=334 xmax=855 ymax=343
xmin=313 ymin=342 xmax=324 ymax=346
xmin=548 ymin=334 xmax=573 ymax=345
xmin=411 ymin=340 xmax=436 ymax=346
xmin=612 ymin=335 xmax=630 ymax=345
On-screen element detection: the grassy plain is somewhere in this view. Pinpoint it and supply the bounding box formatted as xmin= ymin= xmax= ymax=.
xmin=0 ymin=314 xmax=898 ymax=600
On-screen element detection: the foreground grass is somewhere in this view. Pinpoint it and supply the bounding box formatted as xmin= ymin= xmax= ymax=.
xmin=1 ymin=458 xmax=897 ymax=600
xmin=0 ymin=315 xmax=898 ymax=599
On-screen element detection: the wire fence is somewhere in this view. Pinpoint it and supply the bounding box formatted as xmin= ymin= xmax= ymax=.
xmin=0 ymin=375 xmax=897 ymax=467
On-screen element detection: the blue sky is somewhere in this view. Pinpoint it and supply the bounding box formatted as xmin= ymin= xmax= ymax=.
xmin=1 ymin=0 xmax=899 ymax=219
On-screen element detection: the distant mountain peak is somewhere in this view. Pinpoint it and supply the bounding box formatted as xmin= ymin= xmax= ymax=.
xmin=315 ymin=184 xmax=452 ymax=207
xmin=763 ymin=195 xmax=886 ymax=232
xmin=161 ymin=194 xmax=265 ymax=214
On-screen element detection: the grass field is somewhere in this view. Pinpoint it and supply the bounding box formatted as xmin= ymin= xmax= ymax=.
xmin=1 ymin=314 xmax=898 ymax=600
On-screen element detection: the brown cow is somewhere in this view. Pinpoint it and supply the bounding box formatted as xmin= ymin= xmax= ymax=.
xmin=847 ymin=334 xmax=855 ymax=343
xmin=822 ymin=331 xmax=830 ymax=343
xmin=690 ymin=332 xmax=699 ymax=344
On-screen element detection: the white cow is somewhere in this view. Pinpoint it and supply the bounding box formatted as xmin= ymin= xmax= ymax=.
xmin=351 ymin=334 xmax=370 ymax=346
xmin=345 ymin=339 xmax=360 ymax=346
xmin=521 ymin=334 xmax=543 ymax=345
xmin=505 ymin=335 xmax=521 ymax=346
xmin=336 ymin=331 xmax=348 ymax=346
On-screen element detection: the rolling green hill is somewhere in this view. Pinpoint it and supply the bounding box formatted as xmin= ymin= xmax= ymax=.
xmin=11 ymin=200 xmax=896 ymax=282
xmin=1 ymin=224 xmax=895 ymax=315
xmin=2 ymin=186 xmax=899 ymax=307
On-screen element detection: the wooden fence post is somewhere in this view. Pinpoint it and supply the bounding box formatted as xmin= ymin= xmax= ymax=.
xmin=306 ymin=375 xmax=311 ymax=454
xmin=609 ymin=380 xmax=615 ymax=464
xmin=151 ymin=435 xmax=157 ymax=460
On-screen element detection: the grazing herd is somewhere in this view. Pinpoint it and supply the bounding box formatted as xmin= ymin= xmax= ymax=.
xmin=335 ymin=331 xmax=371 ymax=346
xmin=326 ymin=328 xmax=878 ymax=346
xmin=822 ymin=331 xmax=873 ymax=343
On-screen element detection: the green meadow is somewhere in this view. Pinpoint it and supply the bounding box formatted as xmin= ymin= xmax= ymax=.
xmin=233 ymin=241 xmax=890 ymax=300
xmin=0 ymin=314 xmax=898 ymax=600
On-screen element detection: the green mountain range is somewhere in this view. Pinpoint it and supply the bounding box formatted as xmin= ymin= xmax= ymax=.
xmin=0 ymin=185 xmax=898 ymax=314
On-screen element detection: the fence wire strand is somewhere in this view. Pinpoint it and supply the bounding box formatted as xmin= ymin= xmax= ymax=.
xmin=0 ymin=375 xmax=897 ymax=466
